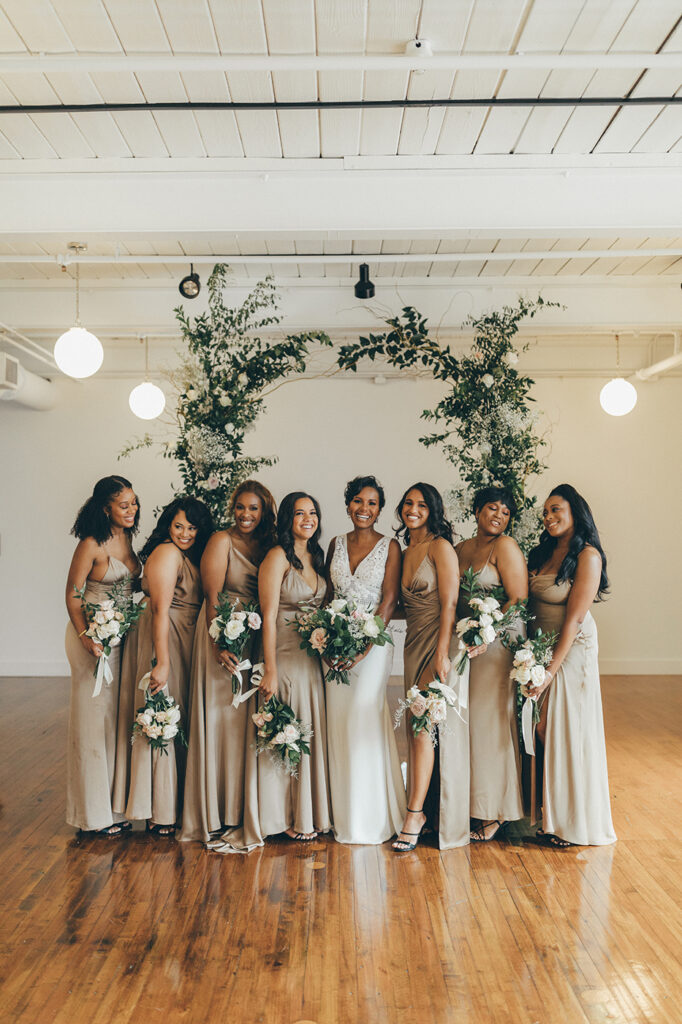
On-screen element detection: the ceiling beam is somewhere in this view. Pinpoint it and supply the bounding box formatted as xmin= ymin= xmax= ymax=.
xmin=0 ymin=53 xmax=680 ymax=73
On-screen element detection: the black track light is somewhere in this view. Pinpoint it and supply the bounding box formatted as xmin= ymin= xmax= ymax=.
xmin=354 ymin=263 xmax=375 ymax=299
xmin=178 ymin=264 xmax=201 ymax=299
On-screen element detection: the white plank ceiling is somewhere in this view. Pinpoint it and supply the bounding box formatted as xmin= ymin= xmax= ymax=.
xmin=0 ymin=0 xmax=680 ymax=283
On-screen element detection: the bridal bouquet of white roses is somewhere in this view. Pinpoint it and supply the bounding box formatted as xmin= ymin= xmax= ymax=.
xmin=294 ymin=598 xmax=393 ymax=685
xmin=453 ymin=568 xmax=528 ymax=676
xmin=76 ymin=579 xmax=146 ymax=697
xmin=132 ymin=687 xmax=186 ymax=756
xmin=507 ymin=629 xmax=557 ymax=754
xmin=394 ymin=678 xmax=460 ymax=746
xmin=208 ymin=593 xmax=262 ymax=695
xmin=252 ymin=696 xmax=312 ymax=777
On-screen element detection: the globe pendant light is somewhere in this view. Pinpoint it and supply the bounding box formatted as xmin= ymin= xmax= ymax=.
xmin=599 ymin=334 xmax=637 ymax=416
xmin=54 ymin=243 xmax=104 ymax=378
xmin=129 ymin=336 xmax=166 ymax=420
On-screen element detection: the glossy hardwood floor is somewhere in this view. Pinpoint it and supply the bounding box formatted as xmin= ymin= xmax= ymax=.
xmin=0 ymin=675 xmax=680 ymax=1024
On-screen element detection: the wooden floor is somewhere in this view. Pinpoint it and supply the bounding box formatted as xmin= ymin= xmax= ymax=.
xmin=1 ymin=677 xmax=681 ymax=1024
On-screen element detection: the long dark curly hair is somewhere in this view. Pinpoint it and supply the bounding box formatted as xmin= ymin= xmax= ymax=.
xmin=71 ymin=475 xmax=140 ymax=543
xmin=394 ymin=482 xmax=454 ymax=546
xmin=528 ymin=484 xmax=609 ymax=600
xmin=139 ymin=496 xmax=214 ymax=566
xmin=277 ymin=491 xmax=325 ymax=575
xmin=228 ymin=479 xmax=277 ymax=561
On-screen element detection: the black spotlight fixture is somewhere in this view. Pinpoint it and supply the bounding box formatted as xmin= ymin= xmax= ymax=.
xmin=178 ymin=264 xmax=201 ymax=299
xmin=354 ymin=263 xmax=375 ymax=299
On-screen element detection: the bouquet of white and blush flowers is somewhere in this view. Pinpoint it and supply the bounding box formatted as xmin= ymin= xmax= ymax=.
xmin=76 ymin=579 xmax=147 ymax=697
xmin=454 ymin=568 xmax=528 ymax=675
xmin=132 ymin=686 xmax=187 ymax=756
xmin=208 ymin=593 xmax=262 ymax=695
xmin=252 ymin=696 xmax=312 ymax=777
xmin=507 ymin=629 xmax=557 ymax=754
xmin=394 ymin=679 xmax=460 ymax=747
xmin=294 ymin=598 xmax=393 ymax=685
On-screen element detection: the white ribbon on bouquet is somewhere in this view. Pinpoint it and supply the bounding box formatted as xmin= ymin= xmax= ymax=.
xmin=442 ymin=656 xmax=469 ymax=722
xmin=231 ymin=662 xmax=265 ymax=708
xmin=92 ymin=653 xmax=113 ymax=698
xmin=521 ymin=696 xmax=536 ymax=755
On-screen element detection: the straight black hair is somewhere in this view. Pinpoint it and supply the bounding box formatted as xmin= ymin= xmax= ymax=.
xmin=277 ymin=491 xmax=325 ymax=576
xmin=394 ymin=482 xmax=454 ymax=546
xmin=528 ymin=483 xmax=609 ymax=599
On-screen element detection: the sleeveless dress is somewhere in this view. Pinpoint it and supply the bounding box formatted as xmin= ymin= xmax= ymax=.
xmin=208 ymin=566 xmax=332 ymax=852
xmin=402 ymin=550 xmax=469 ymax=850
xmin=65 ymin=555 xmax=139 ymax=831
xmin=327 ymin=535 xmax=406 ymax=844
xmin=180 ymin=545 xmax=259 ymax=844
xmin=113 ymin=555 xmax=202 ymax=825
xmin=457 ymin=557 xmax=524 ymax=822
xmin=529 ymin=575 xmax=616 ymax=846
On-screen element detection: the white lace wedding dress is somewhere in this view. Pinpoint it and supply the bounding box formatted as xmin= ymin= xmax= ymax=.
xmin=327 ymin=534 xmax=406 ymax=843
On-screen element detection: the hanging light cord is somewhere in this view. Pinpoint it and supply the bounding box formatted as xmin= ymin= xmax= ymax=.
xmin=75 ymin=261 xmax=81 ymax=327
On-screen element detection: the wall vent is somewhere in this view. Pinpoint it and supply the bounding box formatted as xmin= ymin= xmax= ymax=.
xmin=0 ymin=352 xmax=20 ymax=390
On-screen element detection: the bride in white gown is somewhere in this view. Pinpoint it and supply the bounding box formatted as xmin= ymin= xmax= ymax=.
xmin=325 ymin=475 xmax=407 ymax=844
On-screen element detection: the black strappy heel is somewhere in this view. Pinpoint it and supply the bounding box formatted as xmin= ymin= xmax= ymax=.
xmin=392 ymin=808 xmax=426 ymax=852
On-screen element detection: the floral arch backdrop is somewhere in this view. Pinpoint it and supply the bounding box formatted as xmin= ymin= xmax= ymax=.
xmin=123 ymin=264 xmax=554 ymax=551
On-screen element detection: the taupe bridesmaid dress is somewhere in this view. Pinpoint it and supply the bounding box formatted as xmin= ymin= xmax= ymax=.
xmin=529 ymin=575 xmax=616 ymax=846
xmin=208 ymin=566 xmax=332 ymax=852
xmin=457 ymin=558 xmax=524 ymax=823
xmin=113 ymin=553 xmax=202 ymax=826
xmin=66 ymin=556 xmax=139 ymax=832
xmin=402 ymin=548 xmax=469 ymax=850
xmin=179 ymin=545 xmax=259 ymax=844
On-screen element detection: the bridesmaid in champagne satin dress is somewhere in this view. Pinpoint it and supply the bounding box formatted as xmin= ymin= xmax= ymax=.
xmin=456 ymin=486 xmax=527 ymax=842
xmin=527 ymin=485 xmax=616 ymax=848
xmin=113 ymin=497 xmax=212 ymax=835
xmin=180 ymin=481 xmax=277 ymax=845
xmin=393 ymin=483 xmax=469 ymax=852
xmin=64 ymin=476 xmax=140 ymax=835
xmin=208 ymin=492 xmax=331 ymax=852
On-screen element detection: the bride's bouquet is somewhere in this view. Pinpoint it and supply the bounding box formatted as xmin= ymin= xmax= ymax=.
xmin=453 ymin=568 xmax=528 ymax=676
xmin=506 ymin=629 xmax=557 ymax=754
xmin=208 ymin=593 xmax=262 ymax=695
xmin=294 ymin=598 xmax=393 ymax=685
xmin=132 ymin=686 xmax=187 ymax=756
xmin=394 ymin=679 xmax=460 ymax=747
xmin=76 ymin=579 xmax=146 ymax=697
xmin=252 ymin=696 xmax=312 ymax=777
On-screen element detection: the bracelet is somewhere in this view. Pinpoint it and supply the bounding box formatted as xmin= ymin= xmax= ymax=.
xmin=78 ymin=628 xmax=88 ymax=637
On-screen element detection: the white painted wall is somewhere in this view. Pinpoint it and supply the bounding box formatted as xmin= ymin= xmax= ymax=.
xmin=0 ymin=366 xmax=680 ymax=676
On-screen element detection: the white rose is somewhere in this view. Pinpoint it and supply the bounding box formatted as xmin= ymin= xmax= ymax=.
xmin=455 ymin=618 xmax=471 ymax=636
xmin=100 ymin=600 xmax=115 ymax=611
xmin=93 ymin=610 xmax=108 ymax=625
xmin=108 ymin=620 xmax=121 ymax=635
xmin=479 ymin=613 xmax=493 ymax=628
xmin=273 ymin=731 xmax=287 ymax=745
xmin=162 ymin=725 xmax=177 ymax=740
xmin=406 ymin=686 xmax=420 ymax=702
xmin=363 ymin=619 xmax=380 ymax=638
xmin=480 ymin=597 xmax=499 ymax=613
xmin=515 ymin=665 xmax=531 ymax=684
xmin=468 ymin=598 xmax=483 ymax=610
xmin=225 ymin=619 xmax=245 ymax=640
xmin=482 ymin=373 xmax=494 ymax=388
xmin=137 ymin=711 xmax=153 ymax=727
xmin=429 ymin=699 xmax=447 ymax=724
xmin=224 ymin=422 xmax=236 ymax=434
xmin=186 ymin=388 xmax=197 ymax=400
xmin=218 ymin=393 xmax=230 ymax=407
xmin=167 ymin=706 xmax=182 ymax=725
xmin=114 ymin=612 xmax=125 ymax=621
xmin=282 ymin=724 xmax=300 ymax=743
xmin=481 ymin=625 xmax=496 ymax=644
xmin=208 ymin=618 xmax=222 ymax=641
xmin=232 ymin=611 xmax=247 ymax=622
xmin=505 ymin=351 xmax=519 ymax=366
xmin=492 ymin=610 xmax=503 ymax=622
xmin=515 ymin=648 xmax=533 ymax=664
xmin=238 ymin=373 xmax=248 ymax=386
xmin=146 ymin=724 xmax=162 ymax=739
xmin=530 ymin=664 xmax=546 ymax=687
xmin=329 ymin=599 xmax=347 ymax=613
xmin=109 ymin=636 xmax=121 ymax=647
xmin=154 ymin=710 xmax=169 ymax=724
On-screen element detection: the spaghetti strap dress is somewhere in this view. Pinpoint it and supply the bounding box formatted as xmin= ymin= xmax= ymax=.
xmin=402 ymin=550 xmax=469 ymax=850
xmin=180 ymin=545 xmax=259 ymax=844
xmin=529 ymin=575 xmax=616 ymax=846
xmin=65 ymin=555 xmax=139 ymax=831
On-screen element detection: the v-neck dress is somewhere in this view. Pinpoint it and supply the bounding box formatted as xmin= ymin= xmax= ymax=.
xmin=65 ymin=554 xmax=139 ymax=831
xmin=208 ymin=565 xmax=332 ymax=852
xmin=326 ymin=534 xmax=406 ymax=844
xmin=529 ymin=575 xmax=616 ymax=846
xmin=401 ymin=548 xmax=470 ymax=849
xmin=180 ymin=544 xmax=260 ymax=844
xmin=113 ymin=553 xmax=202 ymax=825
xmin=456 ymin=561 xmax=524 ymax=822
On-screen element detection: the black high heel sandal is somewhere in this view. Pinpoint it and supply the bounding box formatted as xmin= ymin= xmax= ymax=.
xmin=392 ymin=808 xmax=426 ymax=852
